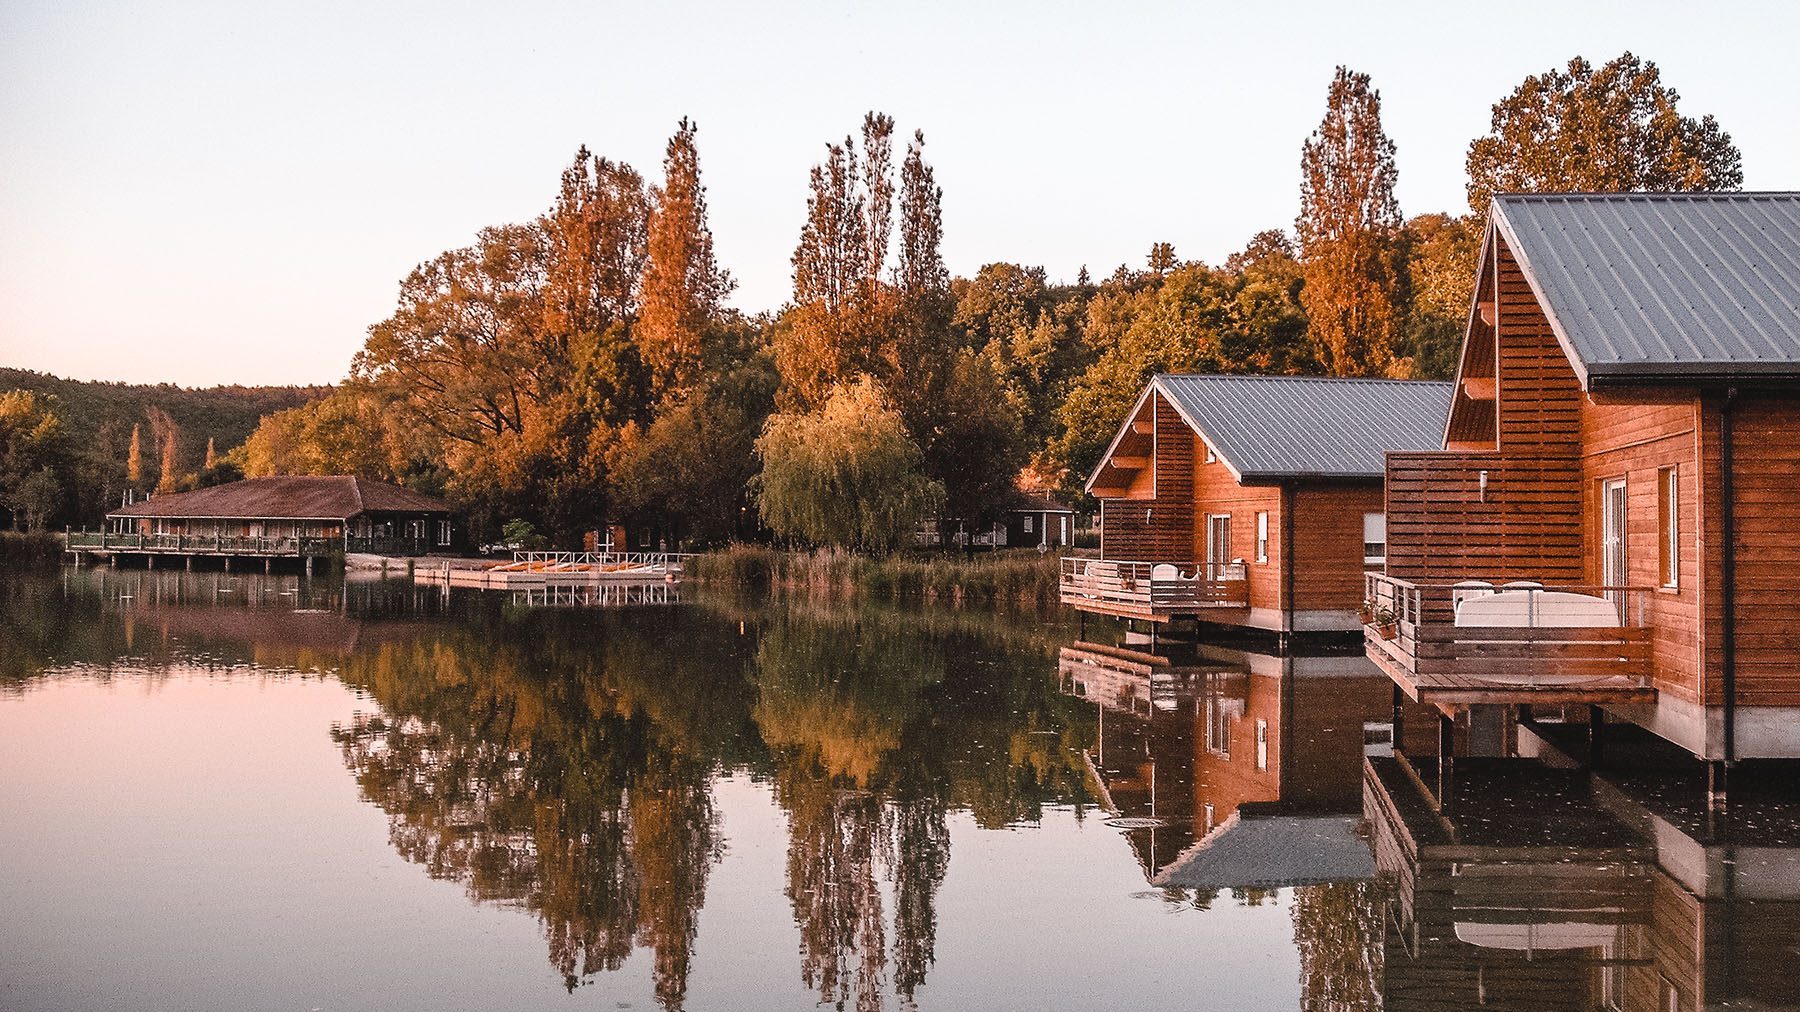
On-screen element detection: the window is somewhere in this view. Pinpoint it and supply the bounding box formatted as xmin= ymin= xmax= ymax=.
xmin=1363 ymin=513 xmax=1387 ymax=565
xmin=1658 ymin=466 xmax=1679 ymax=589
xmin=437 ymin=520 xmax=452 ymax=546
xmin=1255 ymin=719 xmax=1268 ymax=771
xmin=1024 ymin=514 xmax=1034 ymax=534
xmin=1255 ymin=512 xmax=1269 ymax=563
xmin=1206 ymin=514 xmax=1233 ymax=570
xmin=407 ymin=520 xmax=424 ymax=540
xmin=1204 ymin=442 xmax=1216 ymax=463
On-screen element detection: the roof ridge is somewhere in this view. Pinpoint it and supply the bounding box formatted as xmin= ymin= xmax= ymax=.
xmin=349 ymin=475 xmax=364 ymax=513
xmin=1156 ymin=372 xmax=1451 ymax=386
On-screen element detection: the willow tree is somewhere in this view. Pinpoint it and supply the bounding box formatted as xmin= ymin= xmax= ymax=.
xmin=753 ymin=376 xmax=942 ymax=551
xmin=1467 ymin=52 xmax=1742 ymax=219
xmin=1296 ymin=66 xmax=1409 ymax=378
xmin=639 ymin=119 xmax=733 ymax=401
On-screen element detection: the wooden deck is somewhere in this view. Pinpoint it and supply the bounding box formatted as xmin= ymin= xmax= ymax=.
xmin=65 ymin=531 xmax=339 ymax=558
xmin=1059 ymin=558 xmax=1249 ymax=621
xmin=1364 ymin=573 xmax=1656 ymax=705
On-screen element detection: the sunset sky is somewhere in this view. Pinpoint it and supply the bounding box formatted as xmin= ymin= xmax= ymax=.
xmin=3 ymin=0 xmax=1797 ymax=388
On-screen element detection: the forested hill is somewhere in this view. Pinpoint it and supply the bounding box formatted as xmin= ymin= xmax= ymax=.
xmin=0 ymin=367 xmax=327 ymax=475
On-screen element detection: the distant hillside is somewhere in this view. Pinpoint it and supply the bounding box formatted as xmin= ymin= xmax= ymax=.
xmin=0 ymin=368 xmax=328 ymax=475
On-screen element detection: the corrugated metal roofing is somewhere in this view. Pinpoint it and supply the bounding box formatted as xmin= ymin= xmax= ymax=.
xmin=1152 ymin=374 xmax=1453 ymax=479
xmin=109 ymin=475 xmax=450 ymax=519
xmin=1492 ymin=192 xmax=1800 ymax=381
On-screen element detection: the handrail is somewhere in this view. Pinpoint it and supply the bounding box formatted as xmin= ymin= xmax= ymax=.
xmin=1060 ymin=557 xmax=1249 ymax=609
xmin=1363 ymin=571 xmax=1655 ymax=693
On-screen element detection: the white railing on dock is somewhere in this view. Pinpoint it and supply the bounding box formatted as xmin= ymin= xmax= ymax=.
xmin=509 ymin=550 xmax=693 ymax=572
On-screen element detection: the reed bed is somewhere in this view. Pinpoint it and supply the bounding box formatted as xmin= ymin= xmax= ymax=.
xmin=0 ymin=531 xmax=64 ymax=571
xmin=691 ymin=544 xmax=1067 ymax=609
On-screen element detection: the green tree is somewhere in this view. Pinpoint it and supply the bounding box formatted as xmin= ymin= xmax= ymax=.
xmin=1466 ymin=52 xmax=1742 ymax=219
xmin=0 ymin=391 xmax=80 ymax=531
xmin=1297 ymin=66 xmax=1409 ymax=377
xmin=1397 ymin=213 xmax=1481 ymax=380
xmin=753 ymin=376 xmax=943 ymax=550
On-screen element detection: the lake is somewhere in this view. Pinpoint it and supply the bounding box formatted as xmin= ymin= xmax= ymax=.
xmin=2 ymin=568 xmax=1795 ymax=1011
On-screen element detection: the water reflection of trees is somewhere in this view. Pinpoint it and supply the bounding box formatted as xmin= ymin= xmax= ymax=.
xmin=8 ymin=571 xmax=1099 ymax=1008
xmin=330 ymin=611 xmax=748 ymax=1004
xmin=329 ymin=599 xmax=1093 ymax=1010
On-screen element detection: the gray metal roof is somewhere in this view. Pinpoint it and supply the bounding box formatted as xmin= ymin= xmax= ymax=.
xmin=1152 ymin=374 xmax=1453 ymax=480
xmin=1152 ymin=814 xmax=1375 ymax=891
xmin=1492 ymin=192 xmax=1800 ymax=382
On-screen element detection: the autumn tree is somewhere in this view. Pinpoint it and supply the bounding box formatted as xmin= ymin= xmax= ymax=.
xmin=147 ymin=405 xmax=182 ymax=493
xmin=126 ymin=423 xmax=143 ymax=486
xmin=1296 ymin=66 xmax=1409 ymax=377
xmin=778 ymin=113 xmax=896 ymax=410
xmin=638 ymin=119 xmax=734 ymax=401
xmin=753 ymin=376 xmax=943 ymax=551
xmin=1466 ymin=52 xmax=1742 ymax=218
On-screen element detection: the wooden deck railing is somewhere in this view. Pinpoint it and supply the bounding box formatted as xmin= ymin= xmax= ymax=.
xmin=65 ymin=531 xmax=341 ymax=556
xmin=1363 ymin=572 xmax=1654 ymax=699
xmin=1060 ymin=557 xmax=1249 ymax=614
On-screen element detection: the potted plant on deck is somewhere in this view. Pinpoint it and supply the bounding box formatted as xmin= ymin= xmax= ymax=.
xmin=1359 ymin=598 xmax=1399 ymax=639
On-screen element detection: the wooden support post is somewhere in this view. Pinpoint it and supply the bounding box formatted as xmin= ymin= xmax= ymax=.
xmin=1392 ymin=684 xmax=1405 ymax=757
xmin=146 ymin=553 xmax=154 ymax=570
xmin=305 ymin=556 xmax=313 ymax=577
xmin=1437 ymin=711 xmax=1455 ymax=811
xmin=224 ymin=557 xmax=231 ymax=573
xmin=185 ymin=555 xmax=192 ymax=571
xmin=264 ymin=557 xmax=271 ymax=574
xmin=1588 ymin=705 xmax=1605 ymax=769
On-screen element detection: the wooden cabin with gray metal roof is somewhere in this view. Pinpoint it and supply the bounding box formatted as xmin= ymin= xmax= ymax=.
xmin=1066 ymin=373 xmax=1453 ymax=635
xmin=1363 ymin=191 xmax=1800 ymax=765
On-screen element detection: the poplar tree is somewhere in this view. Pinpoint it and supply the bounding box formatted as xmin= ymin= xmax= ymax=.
xmin=127 ymin=424 xmax=143 ymax=485
xmin=639 ymin=119 xmax=734 ymax=401
xmin=1296 ymin=66 xmax=1409 ymax=377
xmin=1466 ymin=52 xmax=1742 ymax=220
xmin=781 ymin=113 xmax=897 ymax=410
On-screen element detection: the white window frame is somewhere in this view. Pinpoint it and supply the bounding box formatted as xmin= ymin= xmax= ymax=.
xmin=1255 ymin=511 xmax=1269 ymax=563
xmin=1206 ymin=514 xmax=1232 ymax=570
xmin=1023 ymin=514 xmax=1033 ymax=534
xmin=1363 ymin=512 xmax=1387 ymax=566
xmin=437 ymin=520 xmax=452 ymax=547
xmin=1658 ymin=466 xmax=1679 ymax=590
xmin=1204 ymin=442 xmax=1216 ymax=463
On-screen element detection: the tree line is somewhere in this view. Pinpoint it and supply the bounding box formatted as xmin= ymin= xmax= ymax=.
xmin=4 ymin=52 xmax=1742 ymax=546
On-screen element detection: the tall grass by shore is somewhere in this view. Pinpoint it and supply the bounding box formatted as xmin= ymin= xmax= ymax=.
xmin=690 ymin=544 xmax=1076 ymax=609
xmin=0 ymin=532 xmax=64 ymax=571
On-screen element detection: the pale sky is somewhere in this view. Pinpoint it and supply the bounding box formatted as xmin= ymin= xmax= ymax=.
xmin=3 ymin=0 xmax=1797 ymax=388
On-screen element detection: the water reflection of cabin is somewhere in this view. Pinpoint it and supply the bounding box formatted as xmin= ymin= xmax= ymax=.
xmin=1059 ymin=642 xmax=1397 ymax=889
xmin=1069 ymin=375 xmax=1452 ymax=636
xmin=1365 ymin=750 xmax=1800 ymax=1010
xmin=75 ymin=475 xmax=458 ymax=566
xmin=1363 ymin=193 xmax=1800 ymax=765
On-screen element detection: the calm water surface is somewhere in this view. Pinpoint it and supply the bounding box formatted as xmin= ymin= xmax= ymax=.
xmin=1 ymin=569 xmax=1795 ymax=1011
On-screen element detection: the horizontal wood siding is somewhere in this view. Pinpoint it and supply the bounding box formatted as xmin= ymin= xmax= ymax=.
xmin=1385 ymin=237 xmax=1586 ymax=588
xmin=1719 ymin=390 xmax=1800 ymax=707
xmin=1385 ymin=452 xmax=1583 ymax=584
xmin=1580 ymin=391 xmax=1703 ymax=703
xmin=1289 ymin=484 xmax=1383 ymax=612
xmin=1189 ymin=449 xmax=1282 ymax=613
xmin=1100 ymin=393 xmax=1196 ymax=565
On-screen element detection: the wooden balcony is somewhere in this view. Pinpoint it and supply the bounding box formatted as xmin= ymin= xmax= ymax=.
xmin=1060 ymin=558 xmax=1248 ymax=621
xmin=1363 ymin=573 xmax=1655 ymax=705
